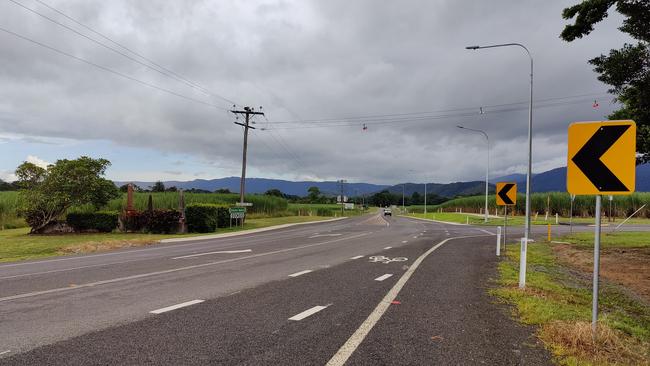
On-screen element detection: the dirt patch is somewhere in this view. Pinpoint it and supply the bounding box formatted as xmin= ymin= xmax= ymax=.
xmin=553 ymin=244 xmax=650 ymax=302
xmin=540 ymin=321 xmax=649 ymax=366
xmin=58 ymin=239 xmax=159 ymax=255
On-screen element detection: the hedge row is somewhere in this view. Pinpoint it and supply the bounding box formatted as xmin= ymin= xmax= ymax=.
xmin=122 ymin=210 xmax=181 ymax=234
xmin=66 ymin=211 xmax=119 ymax=233
xmin=185 ymin=203 xmax=230 ymax=233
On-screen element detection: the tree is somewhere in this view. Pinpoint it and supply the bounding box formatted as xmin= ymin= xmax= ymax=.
xmin=166 ymin=186 xmax=178 ymax=192
xmin=214 ymin=188 xmax=231 ymax=194
xmin=151 ymin=181 xmax=166 ymax=192
xmin=119 ymin=183 xmax=142 ymax=193
xmin=16 ymin=156 xmax=120 ymax=233
xmin=561 ymin=0 xmax=650 ymax=163
xmin=307 ymin=186 xmax=321 ymax=202
xmin=0 ymin=179 xmax=19 ymax=191
xmin=411 ymin=192 xmax=422 ymax=205
xmin=264 ymin=188 xmax=285 ymax=198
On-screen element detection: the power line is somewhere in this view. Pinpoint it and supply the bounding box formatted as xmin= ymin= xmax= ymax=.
xmin=7 ymin=0 xmax=239 ymax=107
xmin=0 ymin=25 xmax=230 ymax=110
xmin=262 ymin=92 xmax=610 ymax=125
xmin=261 ymin=95 xmax=612 ymax=130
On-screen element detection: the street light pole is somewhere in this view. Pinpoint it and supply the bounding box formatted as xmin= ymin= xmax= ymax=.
xmin=466 ymin=43 xmax=533 ymax=288
xmin=457 ymin=126 xmax=489 ymax=223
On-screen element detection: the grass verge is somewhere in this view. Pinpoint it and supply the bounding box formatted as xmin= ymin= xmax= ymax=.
xmin=492 ymin=239 xmax=650 ymax=365
xmin=406 ymin=212 xmax=561 ymax=226
xmin=0 ymin=215 xmax=332 ymax=263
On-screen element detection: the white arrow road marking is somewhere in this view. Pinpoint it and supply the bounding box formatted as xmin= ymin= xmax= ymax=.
xmin=172 ymin=249 xmax=252 ymax=259
xmin=150 ymin=299 xmax=204 ymax=314
xmin=374 ymin=274 xmax=393 ymax=281
xmin=309 ymin=233 xmax=343 ymax=238
xmin=288 ymin=270 xmax=313 ymax=277
xmin=350 ymin=255 xmax=364 ymax=260
xmin=288 ymin=305 xmax=331 ymax=321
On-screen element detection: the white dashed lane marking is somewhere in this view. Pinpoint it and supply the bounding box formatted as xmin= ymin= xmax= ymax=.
xmin=172 ymin=249 xmax=252 ymax=259
xmin=374 ymin=274 xmax=393 ymax=281
xmin=288 ymin=270 xmax=313 ymax=277
xmin=0 ymin=350 xmax=10 ymax=356
xmin=350 ymin=255 xmax=364 ymax=260
xmin=383 ymin=246 xmax=392 ymax=250
xmin=401 ymin=241 xmax=408 ymax=243
xmin=288 ymin=305 xmax=331 ymax=321
xmin=150 ymin=299 xmax=204 ymax=314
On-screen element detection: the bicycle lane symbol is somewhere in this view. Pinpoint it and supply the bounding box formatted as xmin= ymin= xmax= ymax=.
xmin=368 ymin=256 xmax=408 ymax=264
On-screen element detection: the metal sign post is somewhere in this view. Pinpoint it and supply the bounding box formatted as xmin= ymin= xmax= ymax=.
xmin=496 ymin=182 xmax=517 ymax=260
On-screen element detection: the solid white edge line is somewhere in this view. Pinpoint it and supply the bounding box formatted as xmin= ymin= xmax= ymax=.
xmin=374 ymin=274 xmax=393 ymax=281
xmin=350 ymin=255 xmax=364 ymax=260
xmin=172 ymin=249 xmax=252 ymax=259
xmin=288 ymin=269 xmax=313 ymax=277
xmin=383 ymin=247 xmax=392 ymax=250
xmin=325 ymin=234 xmax=488 ymax=366
xmin=150 ymin=299 xmax=204 ymax=314
xmin=288 ymin=305 xmax=330 ymax=321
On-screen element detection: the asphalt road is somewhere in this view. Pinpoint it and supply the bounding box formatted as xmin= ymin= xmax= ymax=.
xmin=0 ymin=212 xmax=645 ymax=364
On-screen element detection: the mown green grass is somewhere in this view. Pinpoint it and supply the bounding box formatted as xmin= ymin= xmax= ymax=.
xmin=562 ymin=231 xmax=650 ymax=250
xmin=492 ymin=240 xmax=650 ymax=364
xmin=287 ymin=203 xmax=369 ymax=217
xmin=406 ymin=212 xmax=561 ymax=226
xmin=0 ymin=215 xmax=332 ymax=263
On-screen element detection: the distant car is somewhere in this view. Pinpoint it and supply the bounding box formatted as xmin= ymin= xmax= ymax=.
xmin=384 ymin=208 xmax=392 ymax=216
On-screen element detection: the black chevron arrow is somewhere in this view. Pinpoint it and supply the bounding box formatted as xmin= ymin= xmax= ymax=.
xmin=498 ymin=183 xmax=515 ymax=205
xmin=571 ymin=125 xmax=630 ymax=192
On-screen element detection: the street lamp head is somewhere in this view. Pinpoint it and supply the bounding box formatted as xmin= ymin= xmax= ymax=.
xmin=465 ymin=45 xmax=480 ymax=50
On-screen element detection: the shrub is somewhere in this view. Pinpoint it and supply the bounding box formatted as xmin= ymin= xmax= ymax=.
xmin=66 ymin=211 xmax=118 ymax=232
xmin=186 ymin=204 xmax=230 ymax=233
xmin=144 ymin=209 xmax=181 ymax=234
xmin=121 ymin=211 xmax=149 ymax=232
xmin=186 ymin=204 xmax=219 ymax=233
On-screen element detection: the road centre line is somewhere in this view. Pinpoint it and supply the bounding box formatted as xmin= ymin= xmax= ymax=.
xmin=350 ymin=255 xmax=364 ymax=260
xmin=0 ymin=232 xmax=371 ymax=303
xmin=374 ymin=274 xmax=393 ymax=281
xmin=288 ymin=270 xmax=312 ymax=277
xmin=150 ymin=299 xmax=204 ymax=314
xmin=172 ymin=249 xmax=252 ymax=259
xmin=401 ymin=241 xmax=408 ymax=243
xmin=309 ymin=233 xmax=343 ymax=238
xmin=384 ymin=247 xmax=392 ymax=250
xmin=325 ymin=234 xmax=490 ymax=366
xmin=288 ymin=305 xmax=330 ymax=321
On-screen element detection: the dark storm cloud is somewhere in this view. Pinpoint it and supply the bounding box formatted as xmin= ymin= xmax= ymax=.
xmin=0 ymin=0 xmax=631 ymax=183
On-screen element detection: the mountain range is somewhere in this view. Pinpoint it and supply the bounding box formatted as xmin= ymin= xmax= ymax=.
xmin=116 ymin=164 xmax=650 ymax=198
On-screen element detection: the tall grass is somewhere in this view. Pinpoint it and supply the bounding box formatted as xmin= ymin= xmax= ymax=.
xmin=102 ymin=192 xmax=288 ymax=216
xmin=429 ymin=192 xmax=650 ymax=218
xmin=0 ymin=191 xmax=26 ymax=229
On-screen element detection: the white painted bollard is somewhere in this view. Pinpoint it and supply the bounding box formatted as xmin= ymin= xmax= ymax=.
xmin=496 ymin=226 xmax=501 ymax=256
xmin=519 ymin=237 xmax=527 ymax=288
xmin=555 ymin=213 xmax=559 ymax=224
xmin=466 ymin=216 xmax=469 ymax=224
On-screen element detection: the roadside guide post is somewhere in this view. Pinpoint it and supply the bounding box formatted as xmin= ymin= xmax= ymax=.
xmin=496 ymin=226 xmax=501 ymax=256
xmin=567 ymin=120 xmax=636 ymax=335
xmin=496 ymin=182 xmax=517 ymax=260
xmin=569 ymin=194 xmax=575 ymax=234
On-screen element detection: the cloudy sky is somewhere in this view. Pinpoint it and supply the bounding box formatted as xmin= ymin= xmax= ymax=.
xmin=0 ymin=0 xmax=631 ymax=185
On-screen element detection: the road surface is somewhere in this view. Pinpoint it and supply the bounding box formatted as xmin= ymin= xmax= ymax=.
xmin=0 ymin=212 xmax=634 ymax=365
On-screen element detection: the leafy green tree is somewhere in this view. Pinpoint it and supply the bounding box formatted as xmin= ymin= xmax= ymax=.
xmin=16 ymin=156 xmax=119 ymax=233
xmin=166 ymin=186 xmax=178 ymax=192
xmin=0 ymin=179 xmax=19 ymax=191
xmin=119 ymin=183 xmax=142 ymax=192
xmin=151 ymin=181 xmax=166 ymax=192
xmin=411 ymin=192 xmax=422 ymax=205
xmin=264 ymin=188 xmax=285 ymax=198
xmin=214 ymin=188 xmax=231 ymax=194
xmin=307 ymin=186 xmax=321 ymax=202
xmin=561 ymin=0 xmax=650 ymax=163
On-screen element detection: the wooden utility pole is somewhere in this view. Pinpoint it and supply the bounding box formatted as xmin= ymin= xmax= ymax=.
xmin=231 ymin=106 xmax=264 ymax=204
